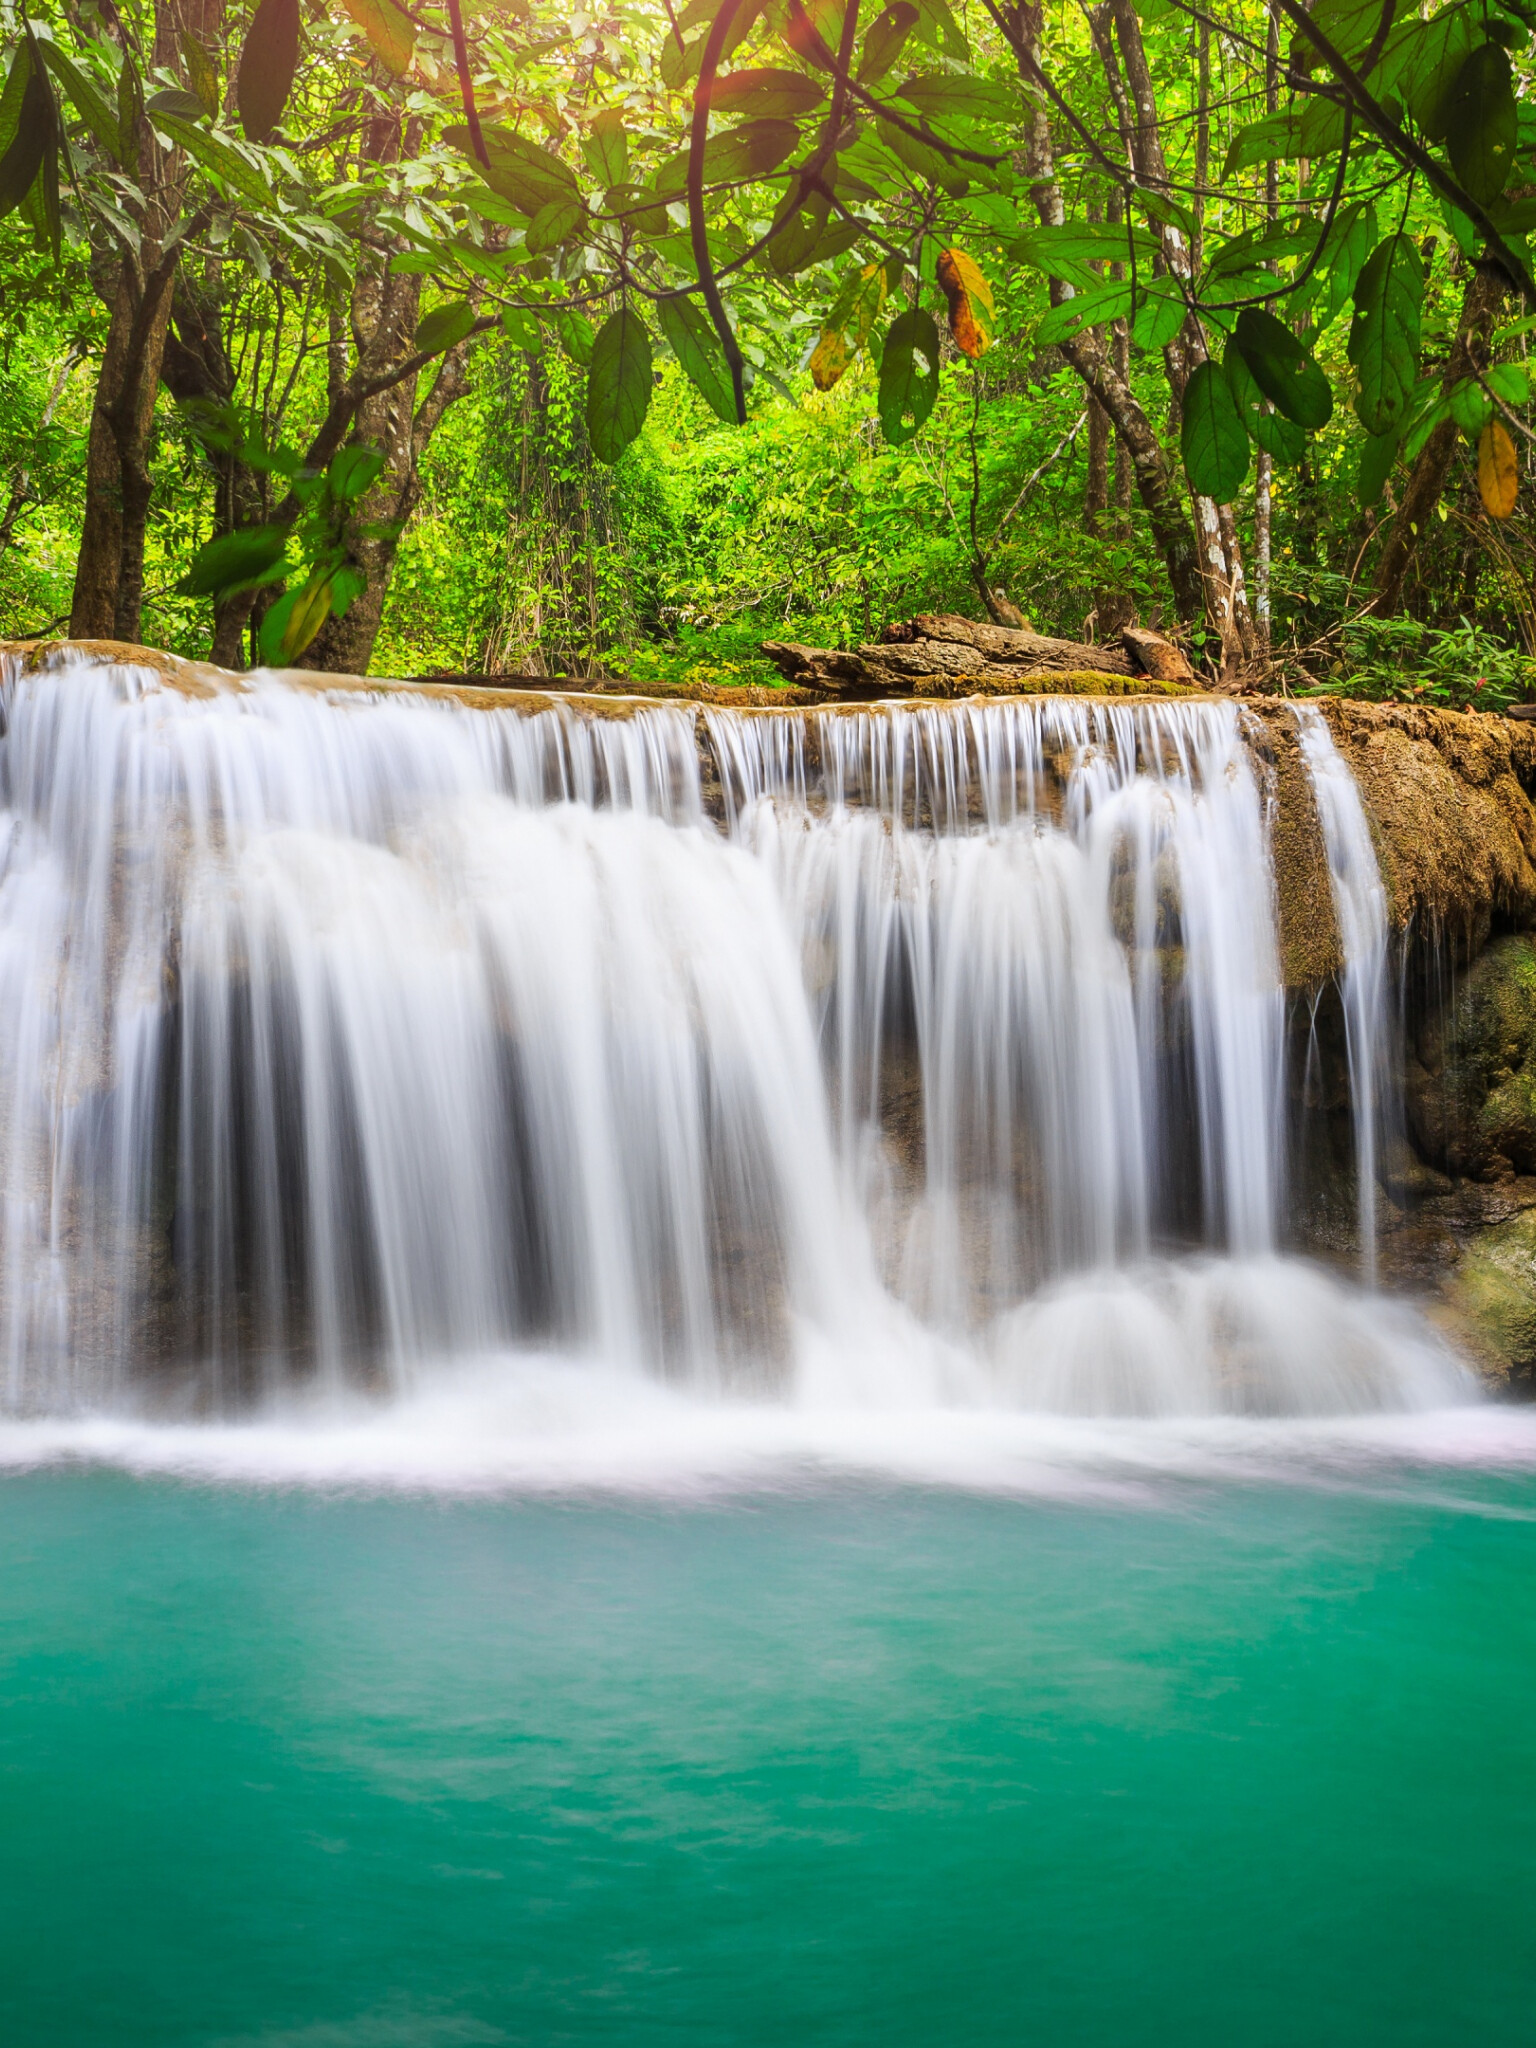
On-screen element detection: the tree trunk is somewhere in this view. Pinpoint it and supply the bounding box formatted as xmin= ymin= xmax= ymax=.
xmin=1107 ymin=0 xmax=1252 ymax=668
xmin=69 ymin=0 xmax=217 ymax=642
xmin=1372 ymin=263 xmax=1505 ymax=615
xmin=1008 ymin=2 xmax=1208 ymax=629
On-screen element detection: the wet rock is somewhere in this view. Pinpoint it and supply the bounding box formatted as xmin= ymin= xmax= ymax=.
xmin=1447 ymin=1207 xmax=1536 ymax=1393
xmin=1407 ymin=935 xmax=1536 ymax=1179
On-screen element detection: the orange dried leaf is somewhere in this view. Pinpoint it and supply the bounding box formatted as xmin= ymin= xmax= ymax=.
xmin=1479 ymin=418 xmax=1518 ymax=519
xmin=936 ymin=245 xmax=993 ymax=359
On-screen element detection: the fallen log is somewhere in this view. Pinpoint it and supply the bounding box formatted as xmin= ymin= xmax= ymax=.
xmin=763 ymin=614 xmax=1198 ymax=698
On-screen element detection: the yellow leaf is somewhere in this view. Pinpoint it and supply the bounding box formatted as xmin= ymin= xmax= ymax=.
xmin=281 ymin=576 xmax=335 ymax=661
xmin=809 ymin=326 xmax=853 ymax=391
xmin=1479 ymin=418 xmax=1518 ymax=519
xmin=340 ymin=0 xmax=417 ymax=77
xmin=936 ymin=246 xmax=993 ymax=359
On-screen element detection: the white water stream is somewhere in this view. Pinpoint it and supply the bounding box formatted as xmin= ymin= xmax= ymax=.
xmin=0 ymin=652 xmax=1468 ymax=1429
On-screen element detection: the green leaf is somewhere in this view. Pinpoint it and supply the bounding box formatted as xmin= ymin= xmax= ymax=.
xmin=156 ymin=114 xmax=278 ymax=211
xmin=1310 ymin=0 xmax=1390 ymax=63
xmin=708 ymin=67 xmax=826 ymax=118
xmin=859 ymin=3 xmax=919 ymax=82
xmin=147 ymin=87 xmax=209 ymax=120
xmin=326 ymin=446 xmax=385 ymax=503
xmin=769 ymin=185 xmax=832 ymax=272
xmin=1224 ymin=346 xmax=1307 ymax=466
xmin=1445 ymin=43 xmax=1517 ymax=207
xmin=40 ymin=41 xmax=123 ymax=164
xmin=1231 ymin=307 xmax=1333 ymax=430
xmin=660 ymin=29 xmax=706 ymax=89
xmin=0 ymin=40 xmax=32 ymax=161
xmin=1348 ymin=233 xmax=1423 ymax=435
xmin=1448 ymin=374 xmax=1493 ymax=438
xmin=1357 ymin=429 xmax=1398 ymax=508
xmin=1036 ymin=280 xmax=1132 ymax=347
xmin=883 ymin=121 xmax=969 ymax=197
xmin=181 ymin=31 xmax=220 ymax=119
xmin=582 ymin=106 xmax=628 ymax=186
xmin=910 ymin=0 xmax=969 ymax=60
xmin=1181 ymin=359 xmax=1249 ymax=501
xmin=452 ymin=124 xmax=578 ymax=215
xmin=1297 ymin=91 xmax=1348 ymax=159
xmin=555 ymin=309 xmax=595 ymax=365
xmin=1487 ymin=361 xmax=1532 ymax=407
xmin=339 ymin=0 xmax=417 ymax=77
xmin=586 ymin=307 xmax=653 ymax=463
xmin=526 ymin=194 xmax=586 ymax=254
xmin=236 ymin=0 xmax=299 ymax=143
xmin=0 ymin=48 xmax=51 ymax=219
xmin=414 ymin=300 xmax=479 ymax=356
xmin=1319 ymin=199 xmax=1378 ymax=325
xmin=1205 ymin=221 xmax=1318 ymax=284
xmin=1132 ymin=289 xmax=1187 ymax=351
xmin=658 ymin=295 xmax=737 ymax=423
xmin=603 ymin=181 xmax=673 ymax=236
xmin=658 ymin=118 xmax=800 ymax=191
xmin=1222 ymin=111 xmax=1304 ymax=176
xmin=1010 ymin=219 xmax=1157 ymax=290
xmin=179 ymin=524 xmax=290 ymax=599
xmin=877 ymin=306 xmax=940 ymax=442
xmin=894 ymin=72 xmax=1013 ymax=125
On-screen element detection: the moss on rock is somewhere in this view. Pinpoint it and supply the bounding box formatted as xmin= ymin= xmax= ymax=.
xmin=1408 ymin=935 xmax=1536 ymax=1178
xmin=1449 ymin=1206 xmax=1536 ymax=1392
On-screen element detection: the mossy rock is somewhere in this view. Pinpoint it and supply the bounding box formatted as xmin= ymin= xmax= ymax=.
xmin=1449 ymin=1207 xmax=1536 ymax=1392
xmin=1408 ymin=934 xmax=1536 ymax=1177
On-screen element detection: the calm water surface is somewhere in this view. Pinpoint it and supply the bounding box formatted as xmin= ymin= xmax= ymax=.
xmin=2 ymin=1460 xmax=1534 ymax=2046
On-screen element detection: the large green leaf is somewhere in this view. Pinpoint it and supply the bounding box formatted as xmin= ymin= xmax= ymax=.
xmin=237 ymin=0 xmax=300 ymax=143
xmin=339 ymin=0 xmax=416 ymax=77
xmin=0 ymin=47 xmax=51 ymax=218
xmin=40 ymin=41 xmax=123 ymax=164
xmin=1319 ymin=199 xmax=1378 ymax=325
xmin=658 ymin=118 xmax=800 ymax=191
xmin=707 ymin=67 xmax=825 ymax=118
xmin=859 ymin=3 xmax=919 ymax=82
xmin=769 ymin=185 xmax=831 ymax=273
xmin=1231 ymin=307 xmax=1333 ymax=430
xmin=658 ymin=294 xmax=737 ymax=423
xmin=582 ymin=107 xmax=628 ymax=186
xmin=451 ymin=124 xmax=578 ymax=215
xmin=1036 ymin=280 xmax=1133 ymax=348
xmin=1445 ymin=43 xmax=1517 ymax=207
xmin=414 ymin=300 xmax=478 ymax=357
xmin=1181 ymin=359 xmax=1249 ymax=501
xmin=1357 ymin=429 xmax=1398 ymax=508
xmin=882 ymin=121 xmax=969 ymax=197
xmin=179 ymin=524 xmax=290 ymax=599
xmin=1222 ymin=111 xmax=1304 ymax=176
xmin=1348 ymin=233 xmax=1423 ymax=435
xmin=911 ymin=0 xmax=969 ymax=61
xmin=525 ymin=195 xmax=587 ymax=254
xmin=877 ymin=306 xmax=940 ymax=443
xmin=156 ymin=114 xmax=279 ymax=211
xmin=893 ymin=73 xmax=1013 ymax=125
xmin=586 ymin=307 xmax=653 ymax=463
xmin=1225 ymin=346 xmax=1306 ymax=466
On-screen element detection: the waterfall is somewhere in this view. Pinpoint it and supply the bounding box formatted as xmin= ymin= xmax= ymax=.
xmin=1293 ymin=705 xmax=1394 ymax=1282
xmin=0 ymin=651 xmax=1466 ymax=1419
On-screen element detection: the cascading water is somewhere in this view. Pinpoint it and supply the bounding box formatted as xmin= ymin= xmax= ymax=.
xmin=1294 ymin=704 xmax=1395 ymax=1282
xmin=0 ymin=650 xmax=1467 ymax=1422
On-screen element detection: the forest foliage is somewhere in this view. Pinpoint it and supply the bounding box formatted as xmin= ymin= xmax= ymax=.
xmin=0 ymin=0 xmax=1534 ymax=699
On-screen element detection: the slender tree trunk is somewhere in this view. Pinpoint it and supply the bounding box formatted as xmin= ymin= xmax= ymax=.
xmin=1107 ymin=0 xmax=1252 ymax=667
xmin=69 ymin=0 xmax=216 ymax=642
xmin=1009 ymin=1 xmax=1208 ymax=627
xmin=1252 ymin=0 xmax=1281 ymax=650
xmin=1084 ymin=199 xmax=1110 ymax=533
xmin=1372 ymin=263 xmax=1505 ymax=615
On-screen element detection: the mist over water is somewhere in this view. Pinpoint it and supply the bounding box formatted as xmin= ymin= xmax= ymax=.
xmin=0 ymin=653 xmax=1475 ymax=1468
